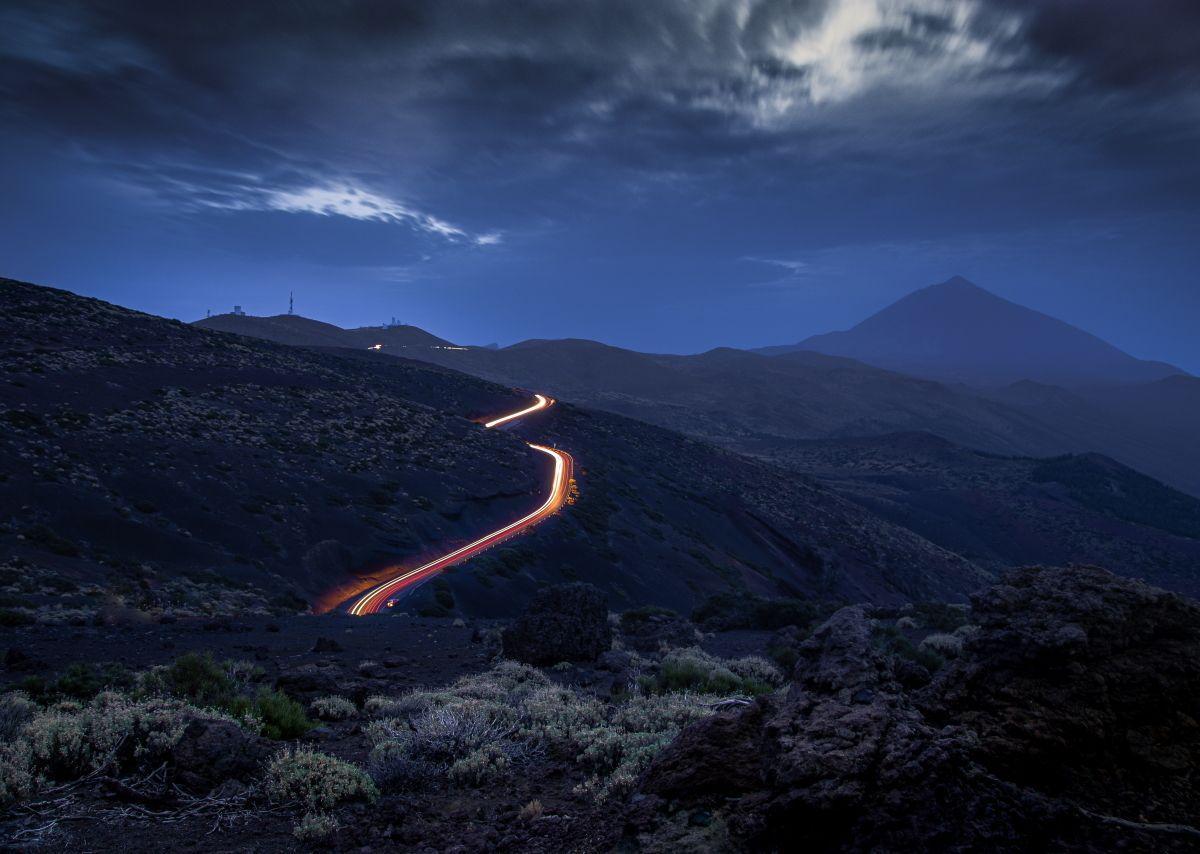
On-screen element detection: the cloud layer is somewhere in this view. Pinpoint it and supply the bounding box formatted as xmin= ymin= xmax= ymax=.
xmin=0 ymin=1 xmax=1197 ymax=365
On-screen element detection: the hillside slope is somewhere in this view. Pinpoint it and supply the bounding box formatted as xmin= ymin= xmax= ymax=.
xmin=753 ymin=433 xmax=1200 ymax=597
xmin=1 ymin=278 xmax=987 ymax=622
xmin=757 ymin=276 xmax=1183 ymax=387
xmin=196 ymin=309 xmax=1200 ymax=497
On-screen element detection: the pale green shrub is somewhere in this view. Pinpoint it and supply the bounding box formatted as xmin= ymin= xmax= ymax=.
xmin=293 ymin=810 xmax=341 ymax=842
xmin=0 ymin=691 xmax=37 ymax=741
xmin=365 ymin=661 xmax=717 ymax=800
xmin=920 ymin=632 xmax=964 ymax=658
xmin=0 ymin=743 xmax=33 ymax=806
xmin=265 ymin=748 xmax=377 ymax=812
xmin=727 ymin=656 xmax=784 ymax=689
xmin=447 ymin=743 xmax=511 ymax=786
xmin=310 ymin=696 xmax=357 ymax=722
xmin=654 ymin=648 xmax=776 ymax=696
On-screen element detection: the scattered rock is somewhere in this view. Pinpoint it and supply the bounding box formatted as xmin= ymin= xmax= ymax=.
xmin=502 ymin=583 xmax=612 ymax=666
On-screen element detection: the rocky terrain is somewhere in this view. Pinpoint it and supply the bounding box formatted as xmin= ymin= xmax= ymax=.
xmin=636 ymin=565 xmax=1200 ymax=851
xmin=1 ymin=567 xmax=1195 ymax=851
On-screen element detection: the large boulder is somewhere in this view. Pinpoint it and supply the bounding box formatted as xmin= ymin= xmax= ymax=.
xmin=170 ymin=718 xmax=271 ymax=793
xmin=637 ymin=568 xmax=1200 ymax=851
xmin=502 ymin=583 xmax=612 ymax=666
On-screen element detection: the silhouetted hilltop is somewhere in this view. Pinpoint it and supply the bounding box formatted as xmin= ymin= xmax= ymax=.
xmin=196 ymin=312 xmax=452 ymax=350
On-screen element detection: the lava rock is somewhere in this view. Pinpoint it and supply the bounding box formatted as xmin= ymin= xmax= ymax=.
xmin=276 ymin=663 xmax=341 ymax=697
xmin=641 ymin=569 xmax=1200 ymax=851
xmin=927 ymin=564 xmax=1200 ymax=826
xmin=502 ymin=583 xmax=612 ymax=666
xmin=312 ymin=636 xmax=343 ymax=653
xmin=170 ymin=718 xmax=270 ymax=793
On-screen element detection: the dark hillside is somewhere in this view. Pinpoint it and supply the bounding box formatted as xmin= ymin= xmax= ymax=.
xmin=1 ymin=278 xmax=987 ymax=623
xmin=756 ymin=433 xmax=1200 ymax=596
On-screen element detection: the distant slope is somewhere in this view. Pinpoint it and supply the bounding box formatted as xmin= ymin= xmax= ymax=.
xmin=756 ymin=276 xmax=1183 ymax=388
xmin=195 ymin=312 xmax=452 ymax=350
xmin=2 ymin=277 xmax=987 ymax=619
xmin=410 ymin=338 xmax=1081 ymax=458
xmin=752 ymin=433 xmax=1200 ymax=597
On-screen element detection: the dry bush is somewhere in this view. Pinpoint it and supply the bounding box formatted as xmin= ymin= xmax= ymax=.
xmin=264 ymin=747 xmax=377 ymax=812
xmin=310 ymin=695 xmax=357 ymax=722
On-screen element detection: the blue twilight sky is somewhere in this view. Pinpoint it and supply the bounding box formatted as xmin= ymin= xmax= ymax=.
xmin=1 ymin=1 xmax=1198 ymax=369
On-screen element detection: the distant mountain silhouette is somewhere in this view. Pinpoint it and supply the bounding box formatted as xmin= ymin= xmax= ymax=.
xmin=755 ymin=276 xmax=1185 ymax=387
xmin=195 ymin=312 xmax=451 ymax=350
xmin=189 ymin=291 xmax=1200 ymax=497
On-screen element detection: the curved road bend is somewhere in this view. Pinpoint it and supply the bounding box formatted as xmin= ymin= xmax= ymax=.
xmin=346 ymin=394 xmax=572 ymax=615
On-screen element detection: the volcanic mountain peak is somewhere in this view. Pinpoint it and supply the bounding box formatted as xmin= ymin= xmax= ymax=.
xmin=757 ymin=275 xmax=1184 ymax=388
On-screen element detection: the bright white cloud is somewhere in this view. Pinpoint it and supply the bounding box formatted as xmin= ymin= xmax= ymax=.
xmin=260 ymin=184 xmax=499 ymax=245
xmin=196 ymin=181 xmax=499 ymax=246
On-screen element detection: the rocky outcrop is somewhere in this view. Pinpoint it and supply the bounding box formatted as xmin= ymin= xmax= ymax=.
xmin=927 ymin=564 xmax=1200 ymax=827
xmin=502 ymin=583 xmax=612 ymax=666
xmin=169 ymin=718 xmax=271 ymax=793
xmin=638 ymin=567 xmax=1200 ymax=851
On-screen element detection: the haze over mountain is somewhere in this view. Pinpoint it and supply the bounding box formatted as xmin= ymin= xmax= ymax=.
xmin=756 ymin=277 xmax=1185 ymax=388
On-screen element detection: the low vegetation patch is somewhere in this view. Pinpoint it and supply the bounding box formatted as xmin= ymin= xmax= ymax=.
xmin=365 ymin=653 xmax=776 ymax=802
xmin=138 ymin=652 xmax=313 ymax=739
xmin=645 ymin=648 xmax=782 ymax=697
xmin=0 ymin=689 xmax=239 ymax=806
xmin=310 ymin=695 xmax=357 ymax=722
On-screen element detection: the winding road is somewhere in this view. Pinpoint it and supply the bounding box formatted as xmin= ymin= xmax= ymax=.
xmin=343 ymin=394 xmax=573 ymax=615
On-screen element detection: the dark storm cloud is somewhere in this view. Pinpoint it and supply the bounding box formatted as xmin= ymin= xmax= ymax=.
xmin=988 ymin=0 xmax=1200 ymax=88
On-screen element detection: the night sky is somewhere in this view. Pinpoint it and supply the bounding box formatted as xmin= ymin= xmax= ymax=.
xmin=1 ymin=1 xmax=1197 ymax=369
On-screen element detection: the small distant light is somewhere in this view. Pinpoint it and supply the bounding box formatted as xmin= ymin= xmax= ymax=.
xmin=368 ymin=343 xmax=383 ymax=350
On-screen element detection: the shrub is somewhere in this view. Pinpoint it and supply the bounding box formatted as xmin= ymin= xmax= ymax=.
xmin=148 ymin=652 xmax=235 ymax=707
xmin=50 ymin=662 xmax=134 ymax=701
xmin=138 ymin=654 xmax=308 ymax=739
xmin=912 ymin=602 xmax=970 ymax=633
xmin=293 ymin=811 xmax=341 ymax=842
xmin=0 ymin=744 xmax=33 ymax=806
xmin=265 ymin=748 xmax=377 ymax=812
xmin=920 ymin=632 xmax=964 ymax=658
xmin=249 ymin=689 xmax=313 ymax=740
xmin=311 ymin=696 xmax=357 ymax=722
xmin=652 ymin=648 xmax=779 ymax=697
xmin=0 ymin=691 xmax=38 ymax=741
xmin=873 ymin=625 xmax=945 ymax=673
xmin=0 ymin=608 xmax=35 ymax=628
xmin=20 ymin=693 xmax=226 ymax=785
xmin=518 ymin=799 xmax=544 ymax=821
xmin=365 ymin=661 xmax=718 ymax=801
xmin=447 ymin=743 xmax=513 ymax=787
